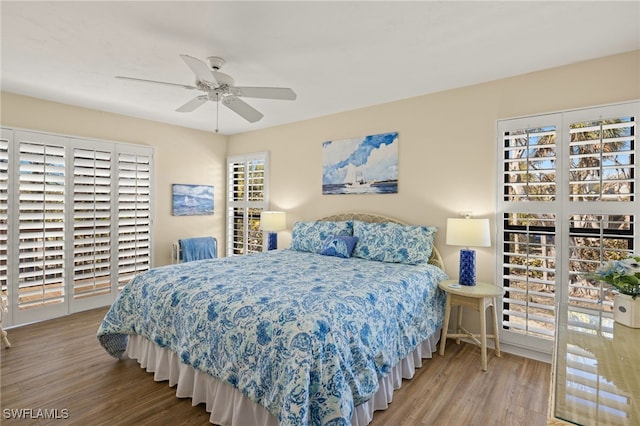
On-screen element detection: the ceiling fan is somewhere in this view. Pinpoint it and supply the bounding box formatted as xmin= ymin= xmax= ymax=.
xmin=116 ymin=54 xmax=297 ymax=131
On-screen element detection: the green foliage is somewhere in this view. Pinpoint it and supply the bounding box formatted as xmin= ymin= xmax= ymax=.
xmin=587 ymin=255 xmax=640 ymax=299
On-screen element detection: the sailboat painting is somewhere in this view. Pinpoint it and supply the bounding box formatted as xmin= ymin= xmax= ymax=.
xmin=322 ymin=131 xmax=398 ymax=195
xmin=172 ymin=184 xmax=214 ymax=216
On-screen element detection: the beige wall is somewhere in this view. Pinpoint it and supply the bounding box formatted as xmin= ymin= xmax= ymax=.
xmin=1 ymin=50 xmax=638 ymax=280
xmin=0 ymin=92 xmax=227 ymax=266
xmin=227 ymin=50 xmax=640 ymax=283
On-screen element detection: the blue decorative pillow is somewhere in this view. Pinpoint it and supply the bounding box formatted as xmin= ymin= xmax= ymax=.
xmin=290 ymin=221 xmax=353 ymax=253
xmin=320 ymin=235 xmax=359 ymax=258
xmin=352 ymin=220 xmax=437 ymax=264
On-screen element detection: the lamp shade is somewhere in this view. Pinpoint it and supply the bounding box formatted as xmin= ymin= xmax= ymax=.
xmin=446 ymin=218 xmax=491 ymax=248
xmin=260 ymin=211 xmax=287 ymax=232
xmin=446 ymin=217 xmax=491 ymax=286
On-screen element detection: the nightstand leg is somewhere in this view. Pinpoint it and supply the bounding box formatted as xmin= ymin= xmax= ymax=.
xmin=439 ymin=294 xmax=452 ymax=356
xmin=1 ymin=327 xmax=10 ymax=348
xmin=480 ymin=300 xmax=488 ymax=371
xmin=491 ymin=297 xmax=501 ymax=357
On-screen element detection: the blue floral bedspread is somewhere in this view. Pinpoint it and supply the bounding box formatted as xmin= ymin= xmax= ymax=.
xmin=97 ymin=250 xmax=447 ymax=425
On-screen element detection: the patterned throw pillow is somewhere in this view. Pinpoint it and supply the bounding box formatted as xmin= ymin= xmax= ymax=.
xmin=320 ymin=235 xmax=359 ymax=258
xmin=352 ymin=220 xmax=437 ymax=264
xmin=290 ymin=221 xmax=353 ymax=253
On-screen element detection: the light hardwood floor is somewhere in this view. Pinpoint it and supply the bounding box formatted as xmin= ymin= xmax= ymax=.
xmin=1 ymin=308 xmax=551 ymax=425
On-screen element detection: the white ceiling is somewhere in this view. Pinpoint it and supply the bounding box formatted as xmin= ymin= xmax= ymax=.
xmin=2 ymin=1 xmax=639 ymax=135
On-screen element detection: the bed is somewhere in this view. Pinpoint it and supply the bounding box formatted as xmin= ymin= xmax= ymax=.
xmin=97 ymin=213 xmax=448 ymax=425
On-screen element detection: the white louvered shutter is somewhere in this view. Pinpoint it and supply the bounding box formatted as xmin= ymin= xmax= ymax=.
xmin=501 ymin=213 xmax=557 ymax=339
xmin=568 ymin=119 xmax=635 ymax=202
xmin=0 ymin=130 xmax=9 ymax=309
xmin=1 ymin=129 xmax=153 ymax=327
xmin=497 ymin=102 xmax=638 ymax=354
xmin=228 ymin=159 xmax=246 ymax=255
xmin=499 ymin=118 xmax=560 ymax=349
xmin=117 ymin=150 xmax=152 ymax=289
xmin=503 ymin=126 xmax=557 ymax=202
xmin=227 ymin=153 xmax=268 ymax=256
xmin=17 ymin=133 xmax=67 ymax=315
xmin=72 ymin=147 xmax=113 ymax=300
xmin=566 ymin=111 xmax=636 ymax=311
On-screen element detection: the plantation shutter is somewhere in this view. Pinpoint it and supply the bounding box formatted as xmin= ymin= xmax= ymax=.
xmin=565 ymin=108 xmax=636 ymax=311
xmin=568 ymin=119 xmax=635 ymax=202
xmin=1 ymin=128 xmax=154 ymax=326
xmin=228 ymin=159 xmax=247 ymax=255
xmin=72 ymin=146 xmax=113 ymax=302
xmin=501 ymin=213 xmax=557 ymax=339
xmin=226 ymin=153 xmax=269 ymax=256
xmin=16 ymin=132 xmax=67 ymax=322
xmin=117 ymin=149 xmax=152 ymax=289
xmin=502 ymin=126 xmax=557 ymax=202
xmin=0 ymin=130 xmax=9 ymax=309
xmin=497 ymin=101 xmax=639 ymax=354
xmin=498 ymin=115 xmax=561 ymax=352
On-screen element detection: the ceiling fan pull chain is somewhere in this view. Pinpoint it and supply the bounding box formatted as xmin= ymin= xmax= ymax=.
xmin=215 ymin=94 xmax=220 ymax=133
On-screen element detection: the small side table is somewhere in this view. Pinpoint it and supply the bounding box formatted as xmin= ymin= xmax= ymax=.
xmin=438 ymin=280 xmax=503 ymax=371
xmin=0 ymin=297 xmax=10 ymax=348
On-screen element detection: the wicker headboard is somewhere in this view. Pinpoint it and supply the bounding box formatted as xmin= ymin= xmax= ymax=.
xmin=319 ymin=212 xmax=445 ymax=270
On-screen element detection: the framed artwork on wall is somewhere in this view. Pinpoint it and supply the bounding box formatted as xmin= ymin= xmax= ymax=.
xmin=322 ymin=131 xmax=399 ymax=194
xmin=172 ymin=184 xmax=214 ymax=216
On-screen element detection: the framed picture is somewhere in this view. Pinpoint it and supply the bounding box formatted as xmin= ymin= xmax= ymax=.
xmin=172 ymin=184 xmax=214 ymax=216
xmin=322 ymin=131 xmax=398 ymax=194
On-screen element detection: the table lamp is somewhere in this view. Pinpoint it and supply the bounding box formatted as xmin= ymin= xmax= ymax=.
xmin=446 ymin=216 xmax=491 ymax=286
xmin=260 ymin=211 xmax=286 ymax=250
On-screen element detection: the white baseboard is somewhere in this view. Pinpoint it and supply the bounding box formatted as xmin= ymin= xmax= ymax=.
xmin=499 ymin=341 xmax=552 ymax=364
xmin=445 ymin=335 xmax=552 ymax=364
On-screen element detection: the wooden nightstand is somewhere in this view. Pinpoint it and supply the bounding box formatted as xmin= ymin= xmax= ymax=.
xmin=438 ymin=279 xmax=503 ymax=371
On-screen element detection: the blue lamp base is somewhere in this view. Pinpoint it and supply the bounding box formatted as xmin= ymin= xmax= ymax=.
xmin=459 ymin=249 xmax=477 ymax=286
xmin=267 ymin=232 xmax=278 ymax=250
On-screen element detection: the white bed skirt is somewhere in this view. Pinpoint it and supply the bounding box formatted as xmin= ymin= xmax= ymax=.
xmin=124 ymin=330 xmax=440 ymax=426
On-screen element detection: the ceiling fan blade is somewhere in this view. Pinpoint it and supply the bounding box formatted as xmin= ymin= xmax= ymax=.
xmin=176 ymin=95 xmax=209 ymax=112
xmin=233 ymin=87 xmax=297 ymax=100
xmin=116 ymin=76 xmax=198 ymax=90
xmin=180 ymin=54 xmax=217 ymax=85
xmin=222 ymin=96 xmax=264 ymax=123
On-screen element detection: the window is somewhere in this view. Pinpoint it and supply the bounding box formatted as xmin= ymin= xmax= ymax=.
xmin=1 ymin=128 xmax=153 ymax=326
xmin=497 ymin=101 xmax=638 ymax=353
xmin=226 ymin=153 xmax=269 ymax=256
